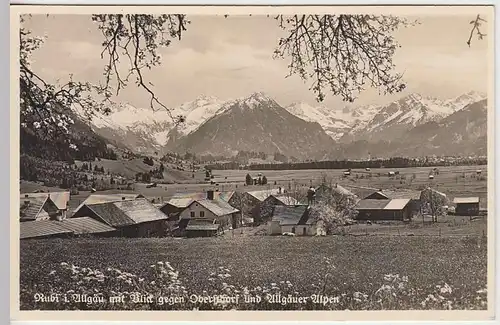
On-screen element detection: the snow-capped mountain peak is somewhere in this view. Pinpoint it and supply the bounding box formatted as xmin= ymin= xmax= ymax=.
xmin=233 ymin=92 xmax=277 ymax=109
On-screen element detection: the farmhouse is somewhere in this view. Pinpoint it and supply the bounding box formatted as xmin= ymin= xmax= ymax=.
xmin=355 ymin=198 xmax=412 ymax=221
xmin=179 ymin=191 xmax=240 ymax=230
xmin=453 ymin=197 xmax=480 ymax=216
xmin=21 ymin=191 xmax=70 ymax=220
xmin=267 ymin=205 xmax=323 ymax=236
xmin=20 ymin=217 xmax=116 ymax=240
xmin=72 ymin=197 xmax=168 ymax=237
xmin=20 ymin=194 xmax=61 ymax=221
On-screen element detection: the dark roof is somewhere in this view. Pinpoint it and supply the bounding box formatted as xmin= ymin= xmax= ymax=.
xmin=355 ymin=199 xmax=391 ymax=210
xmin=113 ymin=198 xmax=168 ymax=224
xmin=20 ymin=217 xmax=116 ymax=239
xmin=81 ymin=198 xmax=167 ymax=227
xmin=20 ymin=220 xmax=72 ymax=239
xmin=20 ymin=197 xmax=46 ymax=221
xmin=272 ymin=205 xmax=310 ymax=225
xmin=58 ymin=217 xmax=116 ymax=235
xmin=19 ymin=196 xmax=59 ymax=221
xmin=86 ymin=202 xmax=136 ymax=227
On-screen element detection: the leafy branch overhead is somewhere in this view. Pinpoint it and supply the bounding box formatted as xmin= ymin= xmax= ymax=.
xmin=20 ymin=13 xmax=483 ymax=142
xmin=272 ymin=14 xmax=415 ymax=103
xmin=467 ymin=14 xmax=486 ymax=47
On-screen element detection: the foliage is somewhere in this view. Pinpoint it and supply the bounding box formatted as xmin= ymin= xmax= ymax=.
xmin=273 ymin=15 xmax=415 ymax=102
xmin=262 ymin=176 xmax=268 ymax=185
xmin=20 ymin=236 xmax=488 ymax=310
xmin=309 ymin=176 xmax=358 ymax=234
xmin=419 ymin=188 xmax=447 ymax=222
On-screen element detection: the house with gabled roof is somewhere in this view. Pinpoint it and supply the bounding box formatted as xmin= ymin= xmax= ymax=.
xmin=21 ymin=191 xmax=71 ymax=219
xmin=19 ymin=194 xmax=60 ymax=222
xmin=267 ymin=205 xmax=324 ymax=236
xmin=179 ymin=190 xmax=240 ymax=231
xmin=72 ymin=197 xmax=168 ymax=237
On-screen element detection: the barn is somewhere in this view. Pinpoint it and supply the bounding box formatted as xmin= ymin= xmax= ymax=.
xmin=72 ymin=197 xmax=168 ymax=237
xmin=355 ymin=198 xmax=412 ymax=221
xmin=20 ymin=217 xmax=116 ymax=240
xmin=453 ymin=197 xmax=480 ymax=216
xmin=267 ymin=205 xmax=323 ymax=236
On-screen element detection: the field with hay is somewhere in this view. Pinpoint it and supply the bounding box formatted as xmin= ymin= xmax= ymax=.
xmin=20 ymin=236 xmax=488 ymax=311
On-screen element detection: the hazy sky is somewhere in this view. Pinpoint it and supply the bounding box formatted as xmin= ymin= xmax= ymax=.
xmin=23 ymin=13 xmax=489 ymax=110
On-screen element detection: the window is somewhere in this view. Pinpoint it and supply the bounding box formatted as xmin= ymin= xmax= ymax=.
xmin=190 ymin=211 xmax=195 ymax=218
xmin=303 ymin=227 xmax=307 ymax=235
xmin=200 ymin=211 xmax=205 ymax=218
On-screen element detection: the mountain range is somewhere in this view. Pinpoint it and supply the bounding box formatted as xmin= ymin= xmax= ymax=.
xmin=72 ymin=90 xmax=488 ymax=160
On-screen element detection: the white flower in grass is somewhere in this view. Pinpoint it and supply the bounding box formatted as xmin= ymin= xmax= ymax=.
xmin=157 ymin=261 xmax=164 ymax=266
xmin=60 ymin=262 xmax=68 ymax=266
xmin=49 ymin=270 xmax=56 ymax=276
xmin=165 ymin=262 xmax=174 ymax=271
xmin=440 ymin=283 xmax=453 ymax=294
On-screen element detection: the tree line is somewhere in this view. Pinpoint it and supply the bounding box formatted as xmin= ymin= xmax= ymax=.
xmin=246 ymin=157 xmax=487 ymax=171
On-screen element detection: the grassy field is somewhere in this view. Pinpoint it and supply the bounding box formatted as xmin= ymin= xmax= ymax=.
xmin=20 ymin=236 xmax=487 ymax=310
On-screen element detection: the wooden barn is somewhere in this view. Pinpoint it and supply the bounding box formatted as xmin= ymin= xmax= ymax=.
xmin=453 ymin=197 xmax=480 ymax=216
xmin=267 ymin=205 xmax=324 ymax=236
xmin=355 ymin=198 xmax=412 ymax=221
xmin=72 ymin=197 xmax=168 ymax=237
xmin=20 ymin=217 xmax=116 ymax=240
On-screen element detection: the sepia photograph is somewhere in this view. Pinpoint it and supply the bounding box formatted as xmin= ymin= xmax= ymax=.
xmin=11 ymin=4 xmax=495 ymax=321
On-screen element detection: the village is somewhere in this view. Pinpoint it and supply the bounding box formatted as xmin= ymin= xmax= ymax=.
xmin=19 ymin=169 xmax=486 ymax=240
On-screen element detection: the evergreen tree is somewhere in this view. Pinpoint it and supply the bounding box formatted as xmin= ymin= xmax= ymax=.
xmin=245 ymin=173 xmax=253 ymax=185
xmin=262 ymin=176 xmax=268 ymax=185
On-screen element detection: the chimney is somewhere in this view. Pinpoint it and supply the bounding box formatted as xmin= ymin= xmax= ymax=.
xmin=334 ymin=183 xmax=338 ymax=188
xmin=207 ymin=190 xmax=214 ymax=200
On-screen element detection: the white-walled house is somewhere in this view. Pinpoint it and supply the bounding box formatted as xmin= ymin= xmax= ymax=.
xmin=179 ymin=191 xmax=240 ymax=230
xmin=267 ymin=205 xmax=324 ymax=236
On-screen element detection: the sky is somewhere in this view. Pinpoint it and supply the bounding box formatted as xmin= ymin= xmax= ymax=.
xmin=22 ymin=13 xmax=489 ymax=110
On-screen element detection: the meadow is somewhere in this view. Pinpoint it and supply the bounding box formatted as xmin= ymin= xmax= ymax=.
xmin=20 ymin=236 xmax=488 ymax=310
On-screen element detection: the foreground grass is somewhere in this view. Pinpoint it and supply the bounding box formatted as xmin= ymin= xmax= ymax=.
xmin=20 ymin=236 xmax=487 ymax=310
